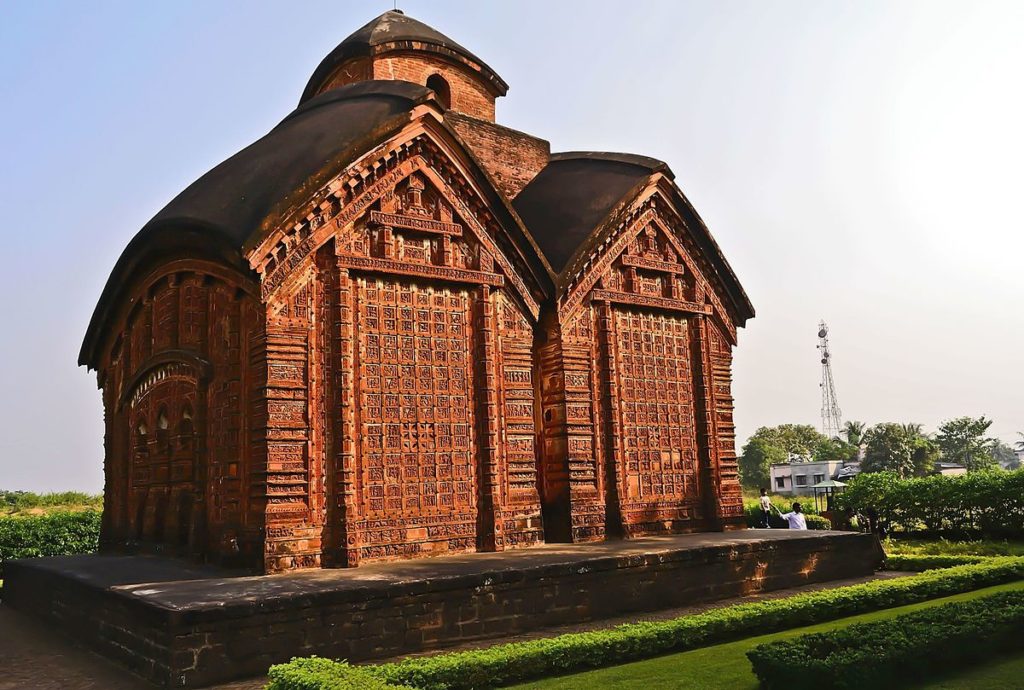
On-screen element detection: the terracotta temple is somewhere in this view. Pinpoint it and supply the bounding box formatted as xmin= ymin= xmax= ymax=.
xmin=80 ymin=10 xmax=755 ymax=573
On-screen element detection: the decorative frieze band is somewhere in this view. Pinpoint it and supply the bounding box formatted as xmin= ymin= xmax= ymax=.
xmin=620 ymin=254 xmax=686 ymax=275
xmin=337 ymin=254 xmax=504 ymax=287
xmin=590 ymin=289 xmax=711 ymax=315
xmin=369 ymin=210 xmax=462 ymax=236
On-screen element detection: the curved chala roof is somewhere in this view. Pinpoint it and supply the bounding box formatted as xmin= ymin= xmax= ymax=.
xmin=79 ymin=80 xmax=549 ymax=368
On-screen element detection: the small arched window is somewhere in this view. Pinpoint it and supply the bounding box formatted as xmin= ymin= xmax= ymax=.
xmin=156 ymin=407 xmax=170 ymax=450
xmin=178 ymin=405 xmax=195 ymax=450
xmin=426 ymin=74 xmax=451 ymax=110
xmin=134 ymin=420 xmax=149 ymax=455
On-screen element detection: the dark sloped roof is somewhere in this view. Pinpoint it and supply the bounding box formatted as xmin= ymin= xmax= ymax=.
xmin=513 ymin=152 xmax=754 ymax=325
xmin=157 ymin=80 xmax=433 ymax=251
xmin=513 ymin=153 xmax=673 ymax=274
xmin=300 ymin=10 xmax=508 ymax=104
xmin=80 ymin=80 xmax=435 ymax=367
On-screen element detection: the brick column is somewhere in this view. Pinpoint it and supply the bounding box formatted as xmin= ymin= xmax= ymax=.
xmin=595 ymin=298 xmax=625 ymax=537
xmin=690 ymin=315 xmax=745 ymax=530
xmin=333 ymin=263 xmax=361 ymax=566
xmin=690 ymin=315 xmax=721 ymax=528
xmin=473 ymin=284 xmax=503 ymax=551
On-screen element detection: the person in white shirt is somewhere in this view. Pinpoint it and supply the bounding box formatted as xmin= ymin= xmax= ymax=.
xmin=758 ymin=488 xmax=772 ymax=528
xmin=774 ymin=502 xmax=808 ymax=530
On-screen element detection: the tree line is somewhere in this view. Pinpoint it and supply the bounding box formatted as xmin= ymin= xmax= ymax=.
xmin=739 ymin=416 xmax=1021 ymax=488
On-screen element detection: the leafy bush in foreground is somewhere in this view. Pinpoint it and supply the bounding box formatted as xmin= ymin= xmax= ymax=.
xmin=747 ymin=590 xmax=1024 ymax=689
xmin=0 ymin=510 xmax=101 ymax=577
xmin=267 ymin=658 xmax=414 ymax=690
xmin=266 ymin=557 xmax=1024 ymax=690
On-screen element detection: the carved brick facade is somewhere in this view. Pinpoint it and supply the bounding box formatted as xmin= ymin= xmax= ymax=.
xmin=80 ymin=11 xmax=754 ymax=572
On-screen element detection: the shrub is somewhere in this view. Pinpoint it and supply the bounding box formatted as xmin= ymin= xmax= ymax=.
xmin=266 ymin=557 xmax=1024 ymax=690
xmin=804 ymin=514 xmax=831 ymax=530
xmin=0 ymin=490 xmax=103 ymax=513
xmin=882 ymin=553 xmax=990 ymax=571
xmin=883 ymin=537 xmax=1024 ymax=558
xmin=267 ymin=658 xmax=415 ymax=690
xmin=747 ymin=590 xmax=1024 ymax=689
xmin=836 ymin=470 xmax=1024 ymax=538
xmin=0 ymin=510 xmax=101 ymax=577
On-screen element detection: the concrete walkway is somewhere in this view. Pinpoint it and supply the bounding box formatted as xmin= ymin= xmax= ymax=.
xmin=0 ymin=570 xmax=908 ymax=689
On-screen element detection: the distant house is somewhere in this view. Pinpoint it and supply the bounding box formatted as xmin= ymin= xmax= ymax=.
xmin=931 ymin=462 xmax=967 ymax=476
xmin=769 ymin=455 xmax=849 ymax=496
xmin=769 ymin=455 xmax=967 ymax=493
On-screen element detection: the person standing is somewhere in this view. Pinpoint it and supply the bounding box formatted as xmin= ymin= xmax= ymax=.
xmin=775 ymin=502 xmax=808 ymax=530
xmin=758 ymin=488 xmax=772 ymax=528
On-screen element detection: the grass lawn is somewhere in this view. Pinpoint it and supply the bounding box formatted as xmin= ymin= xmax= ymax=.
xmin=509 ymin=579 xmax=1024 ymax=689
xmin=916 ymin=651 xmax=1024 ymax=689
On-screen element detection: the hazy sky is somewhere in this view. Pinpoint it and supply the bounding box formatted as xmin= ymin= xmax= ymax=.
xmin=1 ymin=1 xmax=1021 ymax=492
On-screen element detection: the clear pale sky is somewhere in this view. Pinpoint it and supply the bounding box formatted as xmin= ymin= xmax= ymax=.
xmin=1 ymin=1 xmax=1021 ymax=492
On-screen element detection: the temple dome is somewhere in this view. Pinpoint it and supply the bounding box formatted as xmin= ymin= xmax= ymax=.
xmin=300 ymin=10 xmax=509 ymax=107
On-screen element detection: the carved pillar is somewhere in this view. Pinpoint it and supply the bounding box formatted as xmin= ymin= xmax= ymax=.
xmin=537 ymin=308 xmax=571 ymax=541
xmin=538 ymin=304 xmax=607 ymax=543
xmin=257 ymin=322 xmax=319 ymax=571
xmin=333 ymin=261 xmax=360 ymax=566
xmin=690 ymin=315 xmax=736 ymax=529
xmin=473 ymin=284 xmax=502 ymax=551
xmin=708 ymin=327 xmax=745 ymax=528
xmin=595 ymin=298 xmax=625 ymax=537
xmin=494 ymin=295 xmax=544 ymax=549
xmin=688 ymin=315 xmax=720 ymax=528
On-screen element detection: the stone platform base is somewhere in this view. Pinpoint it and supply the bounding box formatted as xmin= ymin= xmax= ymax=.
xmin=2 ymin=530 xmax=881 ymax=688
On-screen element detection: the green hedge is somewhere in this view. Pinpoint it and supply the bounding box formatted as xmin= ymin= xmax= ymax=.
xmin=266 ymin=658 xmax=415 ymax=690
xmin=267 ymin=557 xmax=1024 ymax=690
xmin=747 ymin=590 xmax=1024 ymax=689
xmin=0 ymin=510 xmax=101 ymax=577
xmin=837 ymin=470 xmax=1024 ymax=537
xmin=883 ymin=553 xmax=990 ymax=571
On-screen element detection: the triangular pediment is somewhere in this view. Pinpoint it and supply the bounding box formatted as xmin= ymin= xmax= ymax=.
xmin=559 ymin=193 xmax=739 ymax=343
xmin=251 ymin=122 xmax=549 ymax=321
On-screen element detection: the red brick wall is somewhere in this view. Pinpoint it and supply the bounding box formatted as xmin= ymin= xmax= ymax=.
xmin=446 ymin=112 xmax=550 ymax=199
xmin=317 ymin=54 xmax=497 ymax=121
xmin=98 ymin=263 xmax=263 ymax=568
xmin=374 ymin=54 xmax=496 ymax=120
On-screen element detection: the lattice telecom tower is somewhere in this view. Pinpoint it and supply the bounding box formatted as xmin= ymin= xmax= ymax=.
xmin=817 ymin=321 xmax=843 ymax=439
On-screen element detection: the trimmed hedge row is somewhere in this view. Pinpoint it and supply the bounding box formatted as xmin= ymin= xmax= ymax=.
xmin=0 ymin=510 xmax=101 ymax=578
xmin=267 ymin=557 xmax=1024 ymax=690
xmin=883 ymin=553 xmax=990 ymax=571
xmin=266 ymin=658 xmax=414 ymax=690
xmin=747 ymin=590 xmax=1024 ymax=689
xmin=837 ymin=470 xmax=1024 ymax=537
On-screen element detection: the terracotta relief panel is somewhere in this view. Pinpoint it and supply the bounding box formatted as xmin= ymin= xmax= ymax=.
xmin=353 ymin=278 xmax=478 ymax=561
xmin=610 ymin=309 xmax=701 ymax=535
xmin=495 ymin=294 xmax=543 ymax=548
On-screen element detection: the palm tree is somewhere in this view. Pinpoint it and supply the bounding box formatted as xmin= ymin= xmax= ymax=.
xmin=1016 ymin=432 xmax=1024 ymax=453
xmin=842 ymin=420 xmax=866 ymax=446
xmin=901 ymin=423 xmax=925 ymax=437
